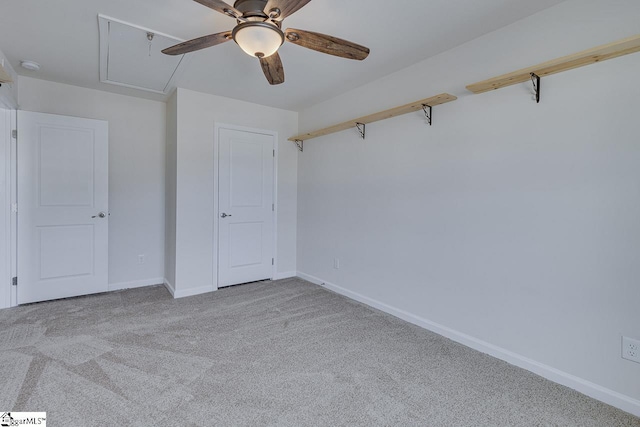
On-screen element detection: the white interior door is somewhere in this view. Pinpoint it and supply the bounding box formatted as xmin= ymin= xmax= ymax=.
xmin=18 ymin=111 xmax=109 ymax=304
xmin=218 ymin=127 xmax=274 ymax=288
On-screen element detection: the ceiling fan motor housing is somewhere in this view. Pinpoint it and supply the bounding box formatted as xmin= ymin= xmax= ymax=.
xmin=234 ymin=0 xmax=269 ymax=18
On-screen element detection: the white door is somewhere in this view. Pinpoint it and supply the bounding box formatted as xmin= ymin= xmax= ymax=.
xmin=18 ymin=111 xmax=109 ymax=304
xmin=218 ymin=127 xmax=274 ymax=288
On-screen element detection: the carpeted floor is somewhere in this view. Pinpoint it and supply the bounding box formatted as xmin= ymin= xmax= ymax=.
xmin=0 ymin=278 xmax=638 ymax=426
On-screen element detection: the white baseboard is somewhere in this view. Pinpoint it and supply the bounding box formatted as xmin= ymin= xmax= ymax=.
xmin=108 ymin=277 xmax=164 ymax=292
xmin=163 ymin=278 xmax=175 ymax=297
xmin=273 ymin=271 xmax=297 ymax=280
xmin=174 ymin=285 xmax=215 ymax=299
xmin=296 ymin=271 xmax=640 ymax=418
xmin=177 ymin=285 xmax=215 ymax=299
xmin=163 ymin=278 xmax=214 ymax=299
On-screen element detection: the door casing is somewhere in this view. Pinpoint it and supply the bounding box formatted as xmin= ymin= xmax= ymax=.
xmin=0 ymin=108 xmax=12 ymax=309
xmin=0 ymin=107 xmax=17 ymax=309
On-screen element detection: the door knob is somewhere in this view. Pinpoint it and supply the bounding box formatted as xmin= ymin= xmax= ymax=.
xmin=92 ymin=212 xmax=107 ymax=218
xmin=220 ymin=213 xmax=232 ymax=218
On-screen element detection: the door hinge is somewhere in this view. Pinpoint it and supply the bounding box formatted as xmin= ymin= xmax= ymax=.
xmin=12 ymin=277 xmax=17 ymax=286
xmin=273 ymin=149 xmax=275 ymax=157
xmin=11 ymin=203 xmax=17 ymax=213
xmin=272 ymin=203 xmax=275 ymax=212
xmin=272 ymin=258 xmax=274 ymax=266
xmin=11 ymin=130 xmax=17 ymax=139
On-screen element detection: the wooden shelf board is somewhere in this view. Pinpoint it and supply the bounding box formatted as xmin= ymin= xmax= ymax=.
xmin=466 ymin=34 xmax=640 ymax=94
xmin=0 ymin=64 xmax=13 ymax=84
xmin=289 ymin=93 xmax=457 ymax=142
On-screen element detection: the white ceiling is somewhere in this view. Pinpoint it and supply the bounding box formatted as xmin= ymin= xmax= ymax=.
xmin=0 ymin=0 xmax=565 ymax=111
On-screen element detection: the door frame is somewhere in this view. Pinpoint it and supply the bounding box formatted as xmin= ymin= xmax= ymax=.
xmin=10 ymin=109 xmax=17 ymax=308
xmin=0 ymin=106 xmax=17 ymax=309
xmin=213 ymin=123 xmax=278 ymax=290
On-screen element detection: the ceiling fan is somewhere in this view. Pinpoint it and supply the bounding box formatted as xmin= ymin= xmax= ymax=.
xmin=162 ymin=0 xmax=370 ymax=85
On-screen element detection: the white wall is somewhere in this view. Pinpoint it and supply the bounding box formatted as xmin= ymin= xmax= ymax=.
xmin=170 ymin=88 xmax=298 ymax=297
xmin=18 ymin=77 xmax=166 ymax=289
xmin=165 ymin=91 xmax=177 ymax=290
xmin=297 ymin=0 xmax=640 ymax=416
xmin=0 ymin=50 xmax=18 ymax=108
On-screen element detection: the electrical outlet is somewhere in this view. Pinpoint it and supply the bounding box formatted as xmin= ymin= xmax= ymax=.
xmin=138 ymin=254 xmax=145 ymax=265
xmin=622 ymin=336 xmax=640 ymax=363
xmin=334 ymin=258 xmax=340 ymax=269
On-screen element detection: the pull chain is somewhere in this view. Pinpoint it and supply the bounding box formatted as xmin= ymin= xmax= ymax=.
xmin=147 ymin=32 xmax=155 ymax=57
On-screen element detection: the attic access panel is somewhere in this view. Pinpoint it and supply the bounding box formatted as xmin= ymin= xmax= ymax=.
xmin=98 ymin=15 xmax=187 ymax=94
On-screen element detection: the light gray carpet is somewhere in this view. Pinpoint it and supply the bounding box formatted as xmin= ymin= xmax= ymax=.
xmin=0 ymin=278 xmax=638 ymax=426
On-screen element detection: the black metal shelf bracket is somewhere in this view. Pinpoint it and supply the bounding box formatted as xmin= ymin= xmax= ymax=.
xmin=531 ymin=73 xmax=541 ymax=103
xmin=293 ymin=139 xmax=304 ymax=152
xmin=356 ymin=122 xmax=366 ymax=140
xmin=422 ymin=104 xmax=433 ymax=126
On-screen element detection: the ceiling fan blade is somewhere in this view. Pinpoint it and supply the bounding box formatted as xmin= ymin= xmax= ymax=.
xmin=260 ymin=52 xmax=285 ymax=85
xmin=193 ymin=0 xmax=241 ymax=18
xmin=162 ymin=31 xmax=232 ymax=55
xmin=285 ymin=28 xmax=370 ymax=60
xmin=264 ymin=0 xmax=311 ymax=20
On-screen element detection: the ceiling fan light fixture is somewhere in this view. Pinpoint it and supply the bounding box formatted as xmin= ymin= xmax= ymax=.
xmin=232 ymin=22 xmax=284 ymax=58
